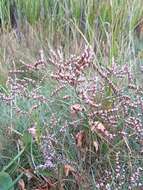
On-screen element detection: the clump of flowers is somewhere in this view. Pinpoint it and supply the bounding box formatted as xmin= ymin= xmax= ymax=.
xmin=49 ymin=45 xmax=143 ymax=188
xmin=1 ymin=45 xmax=143 ymax=189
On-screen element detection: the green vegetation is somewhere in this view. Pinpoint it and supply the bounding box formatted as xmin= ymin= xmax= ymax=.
xmin=0 ymin=0 xmax=143 ymax=189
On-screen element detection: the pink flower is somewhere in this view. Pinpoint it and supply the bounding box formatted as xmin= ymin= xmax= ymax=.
xmin=28 ymin=127 xmax=36 ymax=138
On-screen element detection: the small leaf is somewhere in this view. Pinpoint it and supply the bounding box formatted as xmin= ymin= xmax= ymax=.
xmin=64 ymin=164 xmax=75 ymax=176
xmin=91 ymin=122 xmax=105 ymax=132
xmin=0 ymin=172 xmax=14 ymax=190
xmin=93 ymin=141 xmax=99 ymax=152
xmin=75 ymin=131 xmax=86 ymax=148
xmin=18 ymin=179 xmax=26 ymax=190
xmin=21 ymin=168 xmax=34 ymax=180
xmin=101 ymin=143 xmax=109 ymax=154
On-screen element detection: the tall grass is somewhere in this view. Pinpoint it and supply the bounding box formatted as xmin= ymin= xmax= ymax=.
xmin=0 ymin=0 xmax=143 ymax=49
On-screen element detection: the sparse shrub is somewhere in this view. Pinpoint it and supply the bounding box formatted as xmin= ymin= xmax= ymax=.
xmin=0 ymin=44 xmax=143 ymax=189
xmin=1 ymin=1 xmax=143 ymax=189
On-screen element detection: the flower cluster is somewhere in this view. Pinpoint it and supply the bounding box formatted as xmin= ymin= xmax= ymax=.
xmin=1 ymin=46 xmax=143 ymax=189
